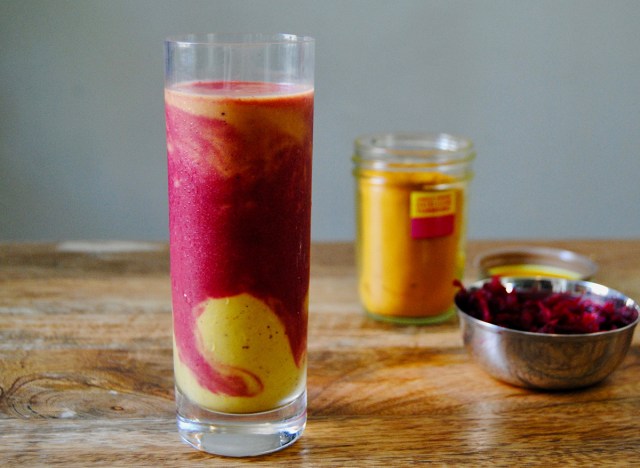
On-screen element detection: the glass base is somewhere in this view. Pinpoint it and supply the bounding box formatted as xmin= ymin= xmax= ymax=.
xmin=175 ymin=387 xmax=307 ymax=457
xmin=366 ymin=306 xmax=456 ymax=325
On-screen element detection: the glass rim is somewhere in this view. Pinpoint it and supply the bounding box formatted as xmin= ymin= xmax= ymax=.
xmin=165 ymin=33 xmax=315 ymax=46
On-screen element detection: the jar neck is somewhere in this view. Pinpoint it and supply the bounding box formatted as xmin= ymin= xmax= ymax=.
xmin=353 ymin=132 xmax=475 ymax=173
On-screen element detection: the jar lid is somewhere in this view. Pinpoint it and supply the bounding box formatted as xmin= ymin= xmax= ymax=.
xmin=474 ymin=246 xmax=598 ymax=280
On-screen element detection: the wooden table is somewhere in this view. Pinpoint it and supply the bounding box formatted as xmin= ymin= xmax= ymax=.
xmin=1 ymin=239 xmax=639 ymax=466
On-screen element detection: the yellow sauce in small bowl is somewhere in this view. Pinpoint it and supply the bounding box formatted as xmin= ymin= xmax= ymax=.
xmin=486 ymin=263 xmax=584 ymax=280
xmin=475 ymin=246 xmax=598 ymax=281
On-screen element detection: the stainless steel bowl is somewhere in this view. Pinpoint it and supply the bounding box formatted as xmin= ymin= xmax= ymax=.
xmin=456 ymin=278 xmax=640 ymax=390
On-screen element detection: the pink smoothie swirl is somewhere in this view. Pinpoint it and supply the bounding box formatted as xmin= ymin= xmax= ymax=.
xmin=166 ymin=81 xmax=313 ymax=397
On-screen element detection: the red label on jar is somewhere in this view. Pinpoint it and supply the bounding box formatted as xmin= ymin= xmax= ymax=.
xmin=410 ymin=191 xmax=456 ymax=239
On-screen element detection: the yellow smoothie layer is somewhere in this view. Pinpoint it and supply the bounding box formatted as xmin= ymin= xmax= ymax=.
xmin=174 ymin=293 xmax=306 ymax=414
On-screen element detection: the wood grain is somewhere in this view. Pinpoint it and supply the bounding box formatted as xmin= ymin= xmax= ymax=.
xmin=1 ymin=240 xmax=639 ymax=466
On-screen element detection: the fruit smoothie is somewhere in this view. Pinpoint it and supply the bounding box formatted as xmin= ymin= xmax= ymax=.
xmin=165 ymin=81 xmax=314 ymax=414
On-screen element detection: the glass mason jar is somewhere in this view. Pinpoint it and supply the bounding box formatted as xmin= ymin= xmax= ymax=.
xmin=353 ymin=133 xmax=475 ymax=324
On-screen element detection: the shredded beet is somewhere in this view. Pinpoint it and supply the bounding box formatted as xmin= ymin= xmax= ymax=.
xmin=454 ymin=277 xmax=638 ymax=334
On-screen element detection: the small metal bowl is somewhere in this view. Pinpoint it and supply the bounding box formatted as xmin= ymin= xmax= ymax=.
xmin=456 ymin=277 xmax=640 ymax=390
xmin=474 ymin=246 xmax=598 ymax=280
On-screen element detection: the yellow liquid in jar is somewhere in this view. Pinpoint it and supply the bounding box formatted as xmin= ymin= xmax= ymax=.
xmin=356 ymin=170 xmax=466 ymax=321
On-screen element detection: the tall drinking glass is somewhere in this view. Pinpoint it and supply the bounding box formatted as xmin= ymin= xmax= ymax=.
xmin=164 ymin=33 xmax=314 ymax=457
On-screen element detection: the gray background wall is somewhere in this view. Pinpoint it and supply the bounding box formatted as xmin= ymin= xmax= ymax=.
xmin=1 ymin=0 xmax=639 ymax=242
